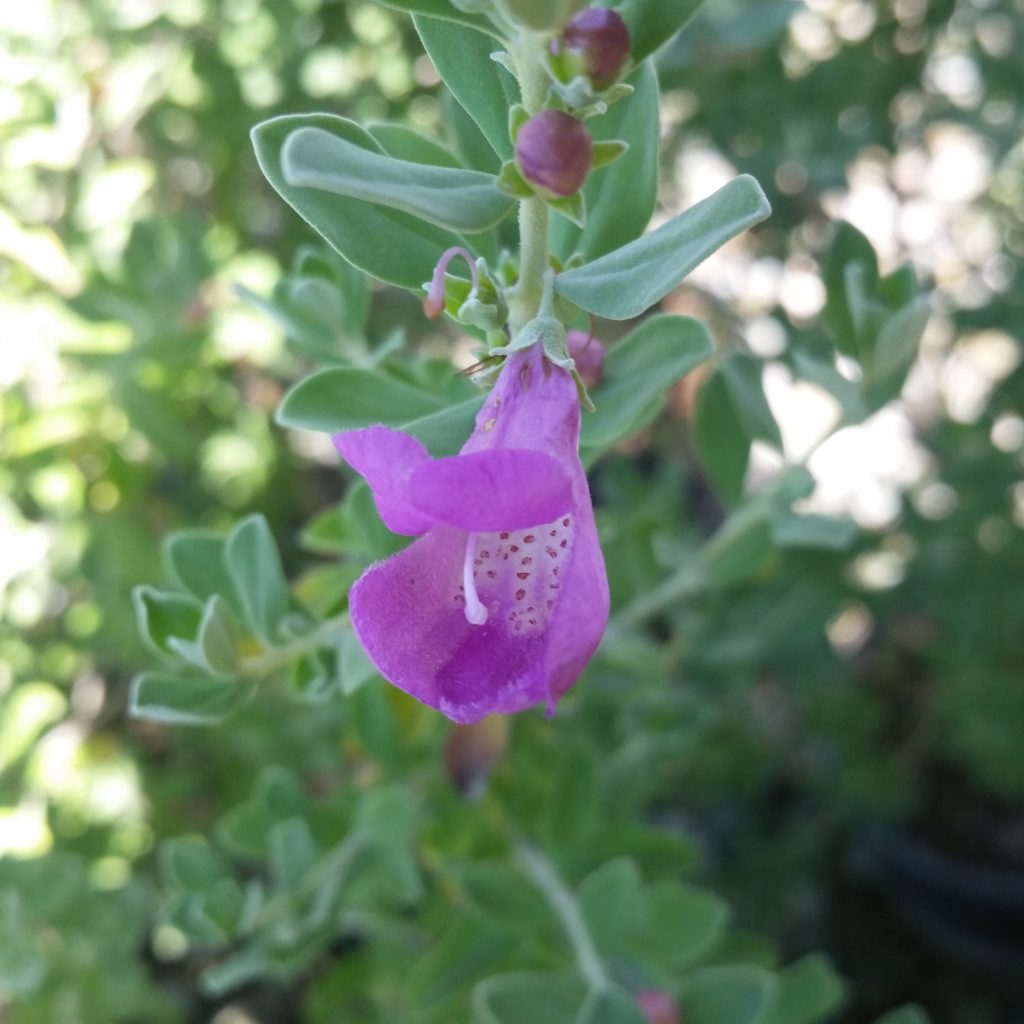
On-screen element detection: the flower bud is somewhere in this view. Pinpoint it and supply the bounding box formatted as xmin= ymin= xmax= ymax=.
xmin=636 ymin=991 xmax=681 ymax=1024
xmin=515 ymin=110 xmax=593 ymax=198
xmin=561 ymin=6 xmax=631 ymax=88
xmin=444 ymin=716 xmax=509 ymax=797
xmin=567 ymin=329 xmax=605 ymax=389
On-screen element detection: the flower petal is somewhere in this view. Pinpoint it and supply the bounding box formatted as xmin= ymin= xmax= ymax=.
xmin=333 ymin=426 xmax=434 ymax=536
xmin=541 ymin=493 xmax=609 ymax=711
xmin=349 ymin=526 xmax=550 ymax=723
xmin=408 ymin=449 xmax=574 ymax=532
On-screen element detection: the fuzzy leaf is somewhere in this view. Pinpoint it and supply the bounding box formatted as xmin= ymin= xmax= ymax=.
xmin=415 ymin=15 xmax=518 ymax=160
xmin=252 ymin=114 xmax=468 ymax=290
xmin=555 ymin=175 xmax=770 ymax=319
xmin=226 ymin=515 xmax=290 ymax=646
xmin=277 ymin=368 xmax=448 ymax=434
xmin=281 ymin=127 xmax=514 ymax=233
xmin=130 ymin=673 xmax=249 ymax=726
xmin=619 ymin=0 xmax=708 ymax=62
xmin=373 ymin=0 xmax=498 ymax=34
xmin=582 ymin=315 xmax=713 ymax=450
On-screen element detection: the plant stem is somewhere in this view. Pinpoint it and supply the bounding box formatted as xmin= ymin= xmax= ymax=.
xmin=238 ymin=615 xmax=350 ymax=679
xmin=515 ymin=843 xmax=610 ymax=991
xmin=509 ymin=33 xmax=551 ymax=336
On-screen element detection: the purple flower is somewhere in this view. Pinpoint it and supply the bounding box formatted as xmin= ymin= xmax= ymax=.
xmin=333 ymin=344 xmax=609 ymax=724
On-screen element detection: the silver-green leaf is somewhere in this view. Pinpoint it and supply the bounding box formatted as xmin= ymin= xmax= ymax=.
xmin=281 ymin=127 xmax=514 ymax=234
xmin=555 ymin=175 xmax=771 ymax=320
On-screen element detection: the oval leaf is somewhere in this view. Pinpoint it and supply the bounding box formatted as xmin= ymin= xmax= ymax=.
xmin=581 ymin=315 xmax=714 ymax=450
xmin=374 ymin=0 xmax=498 ymax=34
xmin=555 ymin=175 xmax=771 ymax=320
xmin=618 ymin=0 xmax=708 ymax=62
xmin=252 ymin=114 xmax=469 ymax=290
xmin=281 ymin=127 xmax=514 ymax=234
xmin=226 ymin=515 xmax=290 ymax=646
xmin=277 ymin=368 xmax=447 ymax=433
xmin=415 ymin=14 xmax=518 ymax=160
xmin=129 ymin=672 xmax=249 ymax=726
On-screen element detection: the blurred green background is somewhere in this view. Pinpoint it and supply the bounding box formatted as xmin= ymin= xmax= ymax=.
xmin=1 ymin=0 xmax=1022 ymax=1021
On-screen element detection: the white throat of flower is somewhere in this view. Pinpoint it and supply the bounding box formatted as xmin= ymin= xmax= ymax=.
xmin=462 ymin=532 xmax=489 ymax=626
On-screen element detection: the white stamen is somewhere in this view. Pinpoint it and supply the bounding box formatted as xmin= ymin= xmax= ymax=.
xmin=462 ymin=533 xmax=489 ymax=626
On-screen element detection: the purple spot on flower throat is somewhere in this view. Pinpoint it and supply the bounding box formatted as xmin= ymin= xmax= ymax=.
xmin=459 ymin=515 xmax=574 ymax=634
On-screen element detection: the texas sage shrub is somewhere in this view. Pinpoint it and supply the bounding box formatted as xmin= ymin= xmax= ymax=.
xmin=123 ymin=1 xmax=933 ymax=1021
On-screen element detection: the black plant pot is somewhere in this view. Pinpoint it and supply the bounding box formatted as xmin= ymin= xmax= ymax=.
xmin=858 ymin=826 xmax=1024 ymax=991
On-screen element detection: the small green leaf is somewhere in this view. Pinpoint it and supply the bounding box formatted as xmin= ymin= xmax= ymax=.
xmin=619 ymin=0 xmax=707 ymax=61
xmin=683 ymin=965 xmax=777 ymax=1024
xmin=508 ymin=104 xmax=529 ymax=142
xmin=367 ymin=121 xmax=464 ymax=168
xmin=699 ymin=501 xmax=776 ymax=589
xmin=415 ymin=15 xmax=518 ymax=160
xmin=720 ymin=353 xmax=782 ymax=449
xmin=252 ymin=114 xmax=468 ymax=290
xmin=133 ymin=586 xmax=202 ymax=659
xmin=821 ymin=221 xmax=879 ymax=356
xmin=770 ymin=512 xmax=859 ymax=551
xmin=226 ymin=515 xmax=289 ymax=645
xmin=161 ymin=838 xmax=232 ymax=892
xmin=276 ymin=367 xmax=446 ymax=434
xmin=409 ymin=913 xmax=514 ymax=1007
xmin=577 ymin=858 xmax=644 ymax=952
xmin=281 ymin=127 xmax=514 ymax=234
xmin=582 ymin=316 xmax=714 ymax=451
xmin=864 ymin=298 xmax=930 ymax=406
xmin=761 ymin=955 xmax=846 ymax=1024
xmin=693 ymin=368 xmax=750 ymax=507
xmin=555 ymin=175 xmax=770 ymax=320
xmin=373 ymin=0 xmax=498 ymax=34
xmin=637 ymin=880 xmax=728 ymax=969
xmin=268 ymin=818 xmax=318 ymax=889
xmin=590 ymin=140 xmax=629 ymax=170
xmin=547 ymin=190 xmax=587 ymax=228
xmin=473 ymin=972 xmax=585 ymax=1024
xmin=445 ymin=91 xmax=502 ymax=174
xmin=130 ymin=672 xmax=249 ymax=725
xmin=403 ymin=395 xmax=486 ymax=456
xmin=497 ymin=159 xmax=535 ymax=199
xmin=339 ymin=631 xmax=377 ymax=695
xmin=349 ymin=682 xmax=400 ymax=765
xmin=195 ymin=595 xmax=240 ymax=674
xmin=163 ymin=530 xmax=242 ymax=612
xmin=576 ymin=986 xmax=648 ymax=1024
xmin=457 ymin=862 xmax=552 ymax=930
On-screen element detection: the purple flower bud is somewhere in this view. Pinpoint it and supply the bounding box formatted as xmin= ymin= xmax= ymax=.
xmin=567 ymin=329 xmax=605 ymax=389
xmin=515 ymin=110 xmax=593 ymax=198
xmin=444 ymin=717 xmax=508 ymax=797
xmin=562 ymin=7 xmax=631 ymax=88
xmin=636 ymin=991 xmax=681 ymax=1024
